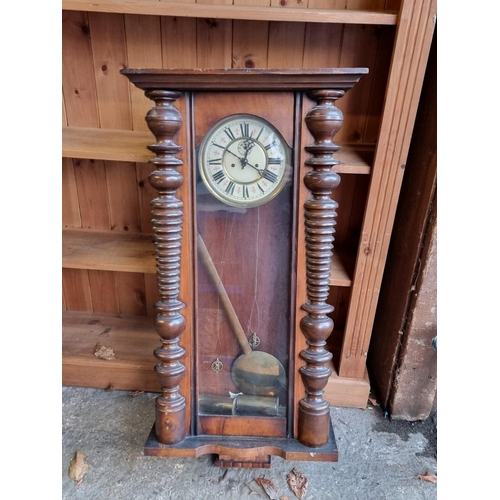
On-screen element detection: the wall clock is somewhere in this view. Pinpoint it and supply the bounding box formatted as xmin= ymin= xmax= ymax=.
xmin=121 ymin=68 xmax=367 ymax=467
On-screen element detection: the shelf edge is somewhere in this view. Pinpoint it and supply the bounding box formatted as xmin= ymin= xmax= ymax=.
xmin=62 ymin=1 xmax=398 ymax=25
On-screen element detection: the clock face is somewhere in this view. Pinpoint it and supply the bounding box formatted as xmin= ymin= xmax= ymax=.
xmin=198 ymin=114 xmax=290 ymax=208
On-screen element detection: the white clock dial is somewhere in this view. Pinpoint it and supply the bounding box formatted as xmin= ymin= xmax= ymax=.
xmin=198 ymin=114 xmax=290 ymax=208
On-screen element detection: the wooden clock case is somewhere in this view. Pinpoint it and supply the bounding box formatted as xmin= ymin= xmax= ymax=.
xmin=121 ymin=68 xmax=367 ymax=466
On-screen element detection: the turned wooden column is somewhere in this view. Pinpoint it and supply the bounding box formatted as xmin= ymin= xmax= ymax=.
xmin=298 ymin=89 xmax=344 ymax=448
xmin=145 ymin=90 xmax=186 ymax=445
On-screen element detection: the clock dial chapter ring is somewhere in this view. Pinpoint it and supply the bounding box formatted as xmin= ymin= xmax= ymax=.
xmin=198 ymin=114 xmax=290 ymax=208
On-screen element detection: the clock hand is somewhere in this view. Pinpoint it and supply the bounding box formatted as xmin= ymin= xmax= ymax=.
xmin=225 ymin=148 xmax=246 ymax=166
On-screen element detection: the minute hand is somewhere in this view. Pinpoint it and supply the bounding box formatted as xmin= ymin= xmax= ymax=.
xmin=225 ymin=148 xmax=264 ymax=173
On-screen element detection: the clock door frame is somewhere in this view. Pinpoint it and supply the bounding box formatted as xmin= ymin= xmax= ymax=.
xmin=191 ymin=91 xmax=298 ymax=439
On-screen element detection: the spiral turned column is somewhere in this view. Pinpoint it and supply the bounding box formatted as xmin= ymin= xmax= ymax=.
xmin=298 ymin=89 xmax=344 ymax=448
xmin=145 ymin=90 xmax=186 ymax=445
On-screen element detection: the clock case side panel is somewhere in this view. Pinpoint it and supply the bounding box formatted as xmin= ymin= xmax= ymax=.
xmin=191 ymin=91 xmax=299 ymax=439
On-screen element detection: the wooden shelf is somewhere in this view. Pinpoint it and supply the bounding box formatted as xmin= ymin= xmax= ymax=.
xmin=62 ymin=228 xmax=156 ymax=273
xmin=330 ymin=250 xmax=355 ymax=287
xmin=63 ymin=227 xmax=354 ymax=285
xmin=63 ymin=311 xmax=159 ymax=391
xmin=62 ymin=0 xmax=398 ymax=25
xmin=62 ymin=127 xmax=154 ymax=163
xmin=62 ymin=126 xmax=373 ymax=173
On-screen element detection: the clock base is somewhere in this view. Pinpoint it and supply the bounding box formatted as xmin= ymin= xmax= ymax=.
xmin=143 ymin=420 xmax=338 ymax=465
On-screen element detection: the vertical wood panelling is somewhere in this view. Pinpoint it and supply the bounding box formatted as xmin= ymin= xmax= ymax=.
xmin=73 ymin=159 xmax=111 ymax=229
xmin=63 ymin=268 xmax=93 ymax=311
xmin=105 ymin=161 xmax=142 ymax=232
xmin=62 ymin=10 xmax=101 ymax=315
xmin=346 ymin=175 xmax=370 ymax=246
xmin=72 ymin=158 xmax=120 ymax=314
xmin=334 ymin=0 xmax=386 ymax=143
xmin=197 ymin=18 xmax=233 ymax=67
xmin=302 ymin=22 xmax=343 ymax=68
xmin=335 ymin=25 xmax=382 ymax=143
xmin=136 ymin=162 xmax=156 ymax=234
xmin=62 ymin=10 xmax=100 ymax=127
xmin=116 ymin=272 xmax=148 ymax=315
xmin=62 ymin=158 xmax=82 ymax=228
xmin=267 ymin=22 xmax=306 ymax=67
xmin=232 ymin=20 xmax=269 ymax=68
xmin=62 ymin=94 xmax=68 ymax=126
xmin=385 ymin=0 xmax=401 ymax=10
xmin=144 ymin=274 xmax=161 ymax=317
xmin=124 ymin=14 xmax=162 ymax=131
xmin=87 ymin=271 xmax=120 ymax=312
xmin=161 ymin=16 xmax=198 ymax=68
xmin=88 ymin=14 xmax=146 ymax=315
xmin=88 ymin=13 xmax=133 ymax=130
xmin=329 ymin=175 xmax=358 ymax=247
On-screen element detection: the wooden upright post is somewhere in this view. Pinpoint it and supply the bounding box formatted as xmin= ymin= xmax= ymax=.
xmin=145 ymin=90 xmax=187 ymax=445
xmin=298 ymin=90 xmax=344 ymax=447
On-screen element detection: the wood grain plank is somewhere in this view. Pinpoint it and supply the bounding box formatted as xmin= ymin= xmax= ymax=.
xmin=267 ymin=21 xmax=306 ymax=68
xmin=63 ymin=93 xmax=68 ymax=126
xmin=73 ymin=159 xmax=111 ymax=229
xmin=124 ymin=14 xmax=163 ymax=131
xmin=62 ymin=158 xmax=82 ymax=228
xmin=62 ymin=0 xmax=399 ymax=24
xmin=62 ymin=10 xmax=100 ymax=127
xmin=135 ymin=162 xmax=156 ymax=234
xmin=88 ymin=12 xmax=133 ymax=130
xmin=105 ymin=161 xmax=142 ymax=232
xmin=302 ymin=22 xmax=343 ymax=69
xmin=335 ymin=23 xmax=382 ymax=144
xmin=116 ymin=272 xmax=148 ymax=315
xmin=88 ymin=270 xmax=120 ymax=313
xmin=232 ymin=20 xmax=269 ymax=69
xmin=144 ymin=273 xmax=161 ymax=317
xmin=62 ymin=228 xmax=155 ymax=273
xmin=62 ymin=126 xmax=154 ymax=162
xmin=161 ymin=16 xmax=198 ymax=69
xmin=196 ymin=18 xmax=233 ymax=68
xmin=63 ymin=268 xmax=93 ymax=311
xmin=339 ymin=0 xmax=436 ymax=378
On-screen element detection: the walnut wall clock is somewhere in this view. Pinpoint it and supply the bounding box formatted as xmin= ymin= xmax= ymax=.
xmin=121 ymin=68 xmax=368 ymax=467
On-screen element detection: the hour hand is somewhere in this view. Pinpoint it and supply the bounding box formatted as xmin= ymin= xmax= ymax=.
xmin=225 ymin=148 xmax=249 ymax=169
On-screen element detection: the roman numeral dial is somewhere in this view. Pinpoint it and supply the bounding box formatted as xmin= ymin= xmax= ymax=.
xmin=199 ymin=114 xmax=290 ymax=208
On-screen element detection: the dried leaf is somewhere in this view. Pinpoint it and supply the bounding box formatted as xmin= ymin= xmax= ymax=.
xmin=105 ymin=385 xmax=115 ymax=392
xmin=129 ymin=390 xmax=144 ymax=398
xmin=287 ymin=468 xmax=308 ymax=500
xmin=68 ymin=451 xmax=89 ymax=485
xmin=418 ymin=471 xmax=437 ymax=483
xmin=255 ymin=477 xmax=281 ymax=500
xmin=93 ymin=343 xmax=115 ymax=360
xmin=368 ymin=397 xmax=379 ymax=406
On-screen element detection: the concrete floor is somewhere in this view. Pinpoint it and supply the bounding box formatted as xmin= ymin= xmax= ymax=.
xmin=62 ymin=387 xmax=437 ymax=499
